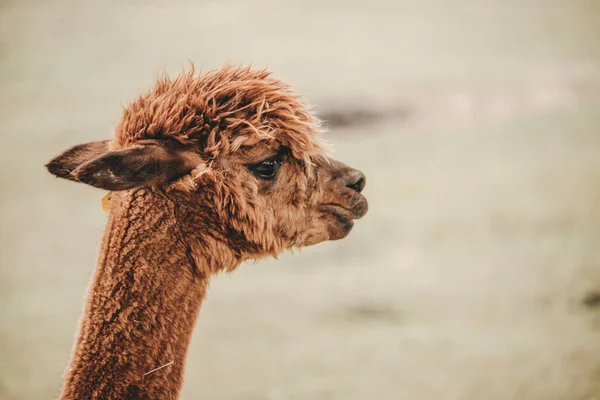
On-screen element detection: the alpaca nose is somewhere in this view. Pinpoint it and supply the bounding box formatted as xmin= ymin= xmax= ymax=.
xmin=345 ymin=169 xmax=366 ymax=193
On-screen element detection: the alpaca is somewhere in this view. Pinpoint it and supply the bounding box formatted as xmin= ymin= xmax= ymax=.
xmin=46 ymin=66 xmax=368 ymax=399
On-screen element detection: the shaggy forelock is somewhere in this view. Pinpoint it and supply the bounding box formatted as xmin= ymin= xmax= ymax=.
xmin=114 ymin=65 xmax=327 ymax=171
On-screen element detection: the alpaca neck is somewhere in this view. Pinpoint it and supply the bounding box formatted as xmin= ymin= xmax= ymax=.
xmin=61 ymin=189 xmax=234 ymax=400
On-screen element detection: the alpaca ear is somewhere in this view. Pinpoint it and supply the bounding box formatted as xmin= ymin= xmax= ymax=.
xmin=46 ymin=140 xmax=112 ymax=180
xmin=46 ymin=140 xmax=198 ymax=190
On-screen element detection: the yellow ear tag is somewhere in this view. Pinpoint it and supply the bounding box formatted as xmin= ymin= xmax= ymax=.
xmin=101 ymin=192 xmax=112 ymax=212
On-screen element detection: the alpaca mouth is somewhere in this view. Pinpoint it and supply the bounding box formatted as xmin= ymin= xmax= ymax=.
xmin=320 ymin=197 xmax=367 ymax=240
xmin=321 ymin=195 xmax=368 ymax=220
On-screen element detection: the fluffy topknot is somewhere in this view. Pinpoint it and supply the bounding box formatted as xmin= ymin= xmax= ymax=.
xmin=114 ymin=65 xmax=326 ymax=164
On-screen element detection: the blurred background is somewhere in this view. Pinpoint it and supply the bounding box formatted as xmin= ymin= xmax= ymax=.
xmin=1 ymin=0 xmax=600 ymax=399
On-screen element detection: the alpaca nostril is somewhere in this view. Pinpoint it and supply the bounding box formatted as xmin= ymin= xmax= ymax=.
xmin=346 ymin=173 xmax=366 ymax=193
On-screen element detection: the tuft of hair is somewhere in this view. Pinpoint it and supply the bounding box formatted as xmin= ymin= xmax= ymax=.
xmin=114 ymin=64 xmax=328 ymax=176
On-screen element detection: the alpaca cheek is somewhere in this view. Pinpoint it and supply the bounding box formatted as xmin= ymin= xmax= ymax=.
xmin=288 ymin=214 xmax=326 ymax=247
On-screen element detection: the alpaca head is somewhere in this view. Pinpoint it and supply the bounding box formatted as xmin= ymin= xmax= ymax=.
xmin=46 ymin=66 xmax=367 ymax=265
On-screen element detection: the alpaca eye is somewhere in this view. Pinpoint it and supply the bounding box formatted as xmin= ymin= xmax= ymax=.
xmin=247 ymin=151 xmax=286 ymax=180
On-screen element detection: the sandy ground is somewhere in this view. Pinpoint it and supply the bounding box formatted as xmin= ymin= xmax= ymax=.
xmin=1 ymin=0 xmax=600 ymax=399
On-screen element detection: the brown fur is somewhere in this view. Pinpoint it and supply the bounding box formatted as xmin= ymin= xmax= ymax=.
xmin=46 ymin=65 xmax=367 ymax=399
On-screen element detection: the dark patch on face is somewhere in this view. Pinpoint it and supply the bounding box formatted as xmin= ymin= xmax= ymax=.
xmin=223 ymin=226 xmax=263 ymax=257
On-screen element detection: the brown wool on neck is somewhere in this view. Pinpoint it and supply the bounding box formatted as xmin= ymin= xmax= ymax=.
xmin=62 ymin=190 xmax=212 ymax=399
